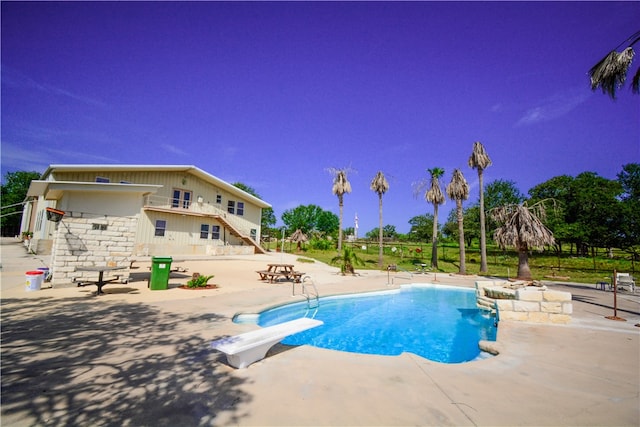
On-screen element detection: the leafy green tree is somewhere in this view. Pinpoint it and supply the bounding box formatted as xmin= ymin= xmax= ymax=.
xmin=408 ymin=214 xmax=434 ymax=242
xmin=365 ymin=225 xmax=398 ymax=241
xmin=528 ymin=175 xmax=574 ymax=252
xmin=484 ymin=179 xmax=526 ymax=238
xmin=1 ymin=171 xmax=41 ymax=236
xmin=281 ymin=204 xmax=338 ymax=236
xmin=566 ymin=172 xmax=622 ymax=253
xmin=616 ymin=163 xmax=640 ymax=256
xmin=443 ymin=205 xmax=480 ymax=249
xmin=617 ymin=163 xmax=640 ymax=201
xmin=461 ymin=205 xmax=481 ymax=248
xmin=231 ymin=182 xmax=276 ymax=236
xmin=484 ymin=179 xmax=526 ymax=210
xmin=316 ymin=209 xmax=340 ymax=236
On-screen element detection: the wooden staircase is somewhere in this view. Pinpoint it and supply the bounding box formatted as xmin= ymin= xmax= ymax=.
xmin=213 ymin=215 xmax=266 ymax=254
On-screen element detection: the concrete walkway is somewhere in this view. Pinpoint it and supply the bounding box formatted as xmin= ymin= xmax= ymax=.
xmin=1 ymin=238 xmax=638 ymax=426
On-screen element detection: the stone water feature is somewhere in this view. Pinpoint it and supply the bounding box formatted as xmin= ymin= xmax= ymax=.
xmin=476 ymin=280 xmax=572 ymax=324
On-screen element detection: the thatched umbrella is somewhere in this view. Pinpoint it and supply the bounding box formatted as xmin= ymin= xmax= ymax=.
xmin=289 ymin=228 xmax=308 ymax=252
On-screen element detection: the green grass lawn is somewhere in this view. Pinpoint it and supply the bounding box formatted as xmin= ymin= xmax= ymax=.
xmin=283 ymin=242 xmax=636 ymax=285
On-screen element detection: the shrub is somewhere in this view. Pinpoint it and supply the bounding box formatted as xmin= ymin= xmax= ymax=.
xmin=186 ymin=274 xmax=214 ymax=288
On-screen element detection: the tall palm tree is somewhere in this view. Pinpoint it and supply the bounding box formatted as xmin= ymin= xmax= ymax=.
xmin=492 ymin=202 xmax=555 ymax=281
xmin=370 ymin=171 xmax=389 ymax=268
xmin=446 ymin=169 xmax=470 ymax=274
xmin=468 ymin=141 xmax=492 ymax=274
xmin=425 ymin=167 xmax=445 ymax=269
xmin=329 ymin=168 xmax=352 ymax=251
xmin=589 ymin=30 xmax=640 ymax=99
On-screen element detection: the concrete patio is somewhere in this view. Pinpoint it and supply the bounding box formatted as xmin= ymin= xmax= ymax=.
xmin=1 ymin=237 xmax=638 ymax=426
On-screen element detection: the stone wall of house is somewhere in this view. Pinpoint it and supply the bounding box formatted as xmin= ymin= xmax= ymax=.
xmin=50 ymin=213 xmax=138 ymax=286
xmin=476 ymin=280 xmax=572 ymax=324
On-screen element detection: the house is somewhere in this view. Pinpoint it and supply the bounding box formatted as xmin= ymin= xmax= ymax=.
xmin=23 ymin=165 xmax=271 ymax=286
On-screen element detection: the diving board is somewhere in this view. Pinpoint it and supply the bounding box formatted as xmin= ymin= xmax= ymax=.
xmin=211 ymin=318 xmax=323 ymax=368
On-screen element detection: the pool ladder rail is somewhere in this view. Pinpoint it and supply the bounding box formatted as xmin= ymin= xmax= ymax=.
xmin=293 ymin=275 xmax=320 ymax=317
xmin=387 ymin=265 xmax=414 ymax=286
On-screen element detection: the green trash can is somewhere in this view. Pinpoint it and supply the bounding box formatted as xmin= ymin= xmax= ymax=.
xmin=150 ymin=256 xmax=173 ymax=290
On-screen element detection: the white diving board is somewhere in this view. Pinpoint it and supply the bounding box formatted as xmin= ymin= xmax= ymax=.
xmin=211 ymin=317 xmax=323 ymax=368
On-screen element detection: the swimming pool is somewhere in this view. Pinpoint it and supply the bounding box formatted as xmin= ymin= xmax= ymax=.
xmin=235 ymin=284 xmax=498 ymax=363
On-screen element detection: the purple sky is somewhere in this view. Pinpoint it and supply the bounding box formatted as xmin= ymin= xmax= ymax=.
xmin=2 ymin=2 xmax=639 ymax=234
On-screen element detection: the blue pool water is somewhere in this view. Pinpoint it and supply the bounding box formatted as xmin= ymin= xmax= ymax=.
xmin=235 ymin=284 xmax=498 ymax=363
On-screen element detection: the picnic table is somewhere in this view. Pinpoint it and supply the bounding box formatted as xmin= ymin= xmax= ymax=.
xmin=75 ymin=266 xmax=127 ymax=295
xmin=256 ymin=263 xmax=304 ymax=283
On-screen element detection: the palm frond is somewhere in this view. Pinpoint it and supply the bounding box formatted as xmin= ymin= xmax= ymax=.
xmin=446 ymin=169 xmax=469 ymax=201
xmin=468 ymin=141 xmax=492 ymax=170
xmin=425 ymin=168 xmax=445 ymax=205
xmin=492 ymin=203 xmax=555 ymax=251
xmin=589 ymin=47 xmax=635 ymax=99
xmin=370 ymin=171 xmax=389 ymax=196
xmin=329 ymin=168 xmax=352 ymax=196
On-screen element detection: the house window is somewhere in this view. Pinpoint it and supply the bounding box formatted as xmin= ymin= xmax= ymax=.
xmin=237 ymin=202 xmax=244 ymax=216
xmin=216 ymin=194 xmax=222 ymax=204
xmin=227 ymin=200 xmax=235 ymax=214
xmin=211 ymin=225 xmax=220 ymax=240
xmin=155 ymin=220 xmax=167 ymax=237
xmin=200 ymin=224 xmax=209 ymax=239
xmin=96 ymin=176 xmax=110 ymax=183
xmin=92 ymin=223 xmax=108 ymax=231
xmin=171 ymin=189 xmax=192 ymax=209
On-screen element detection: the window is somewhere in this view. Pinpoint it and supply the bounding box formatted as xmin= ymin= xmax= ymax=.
xmin=95 ymin=176 xmax=110 ymax=183
xmin=200 ymin=224 xmax=209 ymax=239
xmin=237 ymin=202 xmax=244 ymax=216
xmin=250 ymin=229 xmax=257 ymax=240
xmin=155 ymin=220 xmax=167 ymax=237
xmin=171 ymin=189 xmax=192 ymax=209
xmin=211 ymin=225 xmax=220 ymax=240
xmin=227 ymin=200 xmax=235 ymax=214
xmin=216 ymin=194 xmax=222 ymax=204
xmin=92 ymin=223 xmax=108 ymax=231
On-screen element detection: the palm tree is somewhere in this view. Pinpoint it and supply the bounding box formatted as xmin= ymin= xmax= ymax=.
xmin=468 ymin=141 xmax=492 ymax=274
xmin=329 ymin=168 xmax=352 ymax=251
xmin=492 ymin=202 xmax=555 ymax=281
xmin=589 ymin=30 xmax=640 ymax=99
xmin=446 ymin=169 xmax=470 ymax=274
xmin=370 ymin=171 xmax=389 ymax=268
xmin=331 ymin=246 xmax=364 ymax=275
xmin=425 ymin=167 xmax=445 ymax=269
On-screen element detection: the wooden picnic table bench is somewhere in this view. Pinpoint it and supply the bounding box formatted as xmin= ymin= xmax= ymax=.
xmin=256 ymin=269 xmax=305 ymax=283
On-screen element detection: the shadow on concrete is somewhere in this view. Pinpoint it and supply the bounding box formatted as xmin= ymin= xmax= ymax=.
xmin=1 ymin=297 xmax=251 ymax=426
xmin=571 ymin=294 xmax=640 ymax=317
